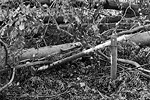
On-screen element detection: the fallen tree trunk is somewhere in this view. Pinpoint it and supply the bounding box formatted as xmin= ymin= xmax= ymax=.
xmin=18 ymin=42 xmax=82 ymax=62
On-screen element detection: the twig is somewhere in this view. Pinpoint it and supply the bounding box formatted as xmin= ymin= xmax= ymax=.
xmin=0 ymin=68 xmax=16 ymax=92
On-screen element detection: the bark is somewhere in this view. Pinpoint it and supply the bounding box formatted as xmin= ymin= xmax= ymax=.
xmin=19 ymin=42 xmax=82 ymax=62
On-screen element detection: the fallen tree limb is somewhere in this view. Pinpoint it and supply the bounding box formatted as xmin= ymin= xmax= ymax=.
xmin=117 ymin=24 xmax=150 ymax=36
xmin=19 ymin=42 xmax=82 ymax=62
